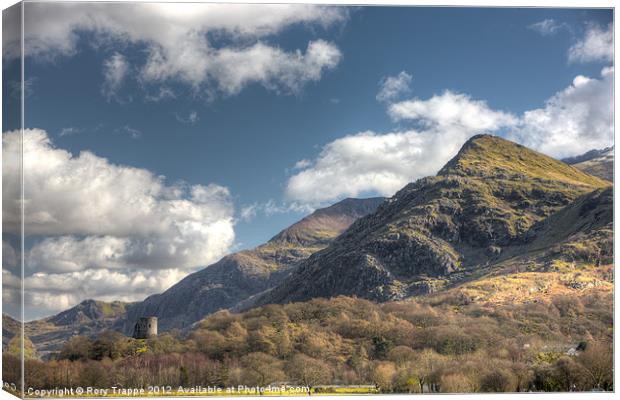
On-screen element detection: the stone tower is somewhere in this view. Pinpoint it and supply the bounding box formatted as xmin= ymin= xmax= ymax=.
xmin=132 ymin=317 xmax=157 ymax=339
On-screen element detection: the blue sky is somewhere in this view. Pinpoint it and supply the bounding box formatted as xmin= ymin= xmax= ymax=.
xmin=2 ymin=3 xmax=613 ymax=318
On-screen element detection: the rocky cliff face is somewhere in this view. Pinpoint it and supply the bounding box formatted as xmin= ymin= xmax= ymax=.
xmin=253 ymin=135 xmax=610 ymax=306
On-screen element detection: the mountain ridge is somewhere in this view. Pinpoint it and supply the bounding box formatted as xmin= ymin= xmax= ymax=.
xmin=15 ymin=136 xmax=613 ymax=358
xmin=15 ymin=197 xmax=384 ymax=353
xmin=563 ymin=146 xmax=614 ymax=182
xmin=251 ymin=135 xmax=610 ymax=307
xmin=562 ymin=146 xmax=613 ymax=165
xmin=6 ymin=300 xmax=133 ymax=357
xmin=122 ymin=196 xmax=385 ymax=333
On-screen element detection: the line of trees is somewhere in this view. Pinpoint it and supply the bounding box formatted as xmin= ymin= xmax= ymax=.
xmin=7 ymin=291 xmax=614 ymax=393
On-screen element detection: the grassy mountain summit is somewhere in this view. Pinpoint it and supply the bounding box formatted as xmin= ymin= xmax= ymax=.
xmin=254 ymin=135 xmax=610 ymax=306
xmin=439 ymin=135 xmax=608 ymax=187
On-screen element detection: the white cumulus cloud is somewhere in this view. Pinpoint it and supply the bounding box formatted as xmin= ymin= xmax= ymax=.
xmin=7 ymin=2 xmax=346 ymax=98
xmin=2 ymin=241 xmax=18 ymax=270
xmin=510 ymin=67 xmax=614 ymax=159
xmin=287 ymin=68 xmax=613 ymax=204
xmin=2 ymin=129 xmax=236 ymax=317
xmin=388 ymin=90 xmax=518 ymax=131
xmin=287 ymin=90 xmax=517 ymax=204
xmin=568 ymin=23 xmax=613 ymax=64
xmin=167 ymin=40 xmax=341 ymax=96
xmin=376 ymin=71 xmax=412 ymax=103
xmin=4 ymin=267 xmax=192 ymax=320
xmin=285 ymin=128 xmax=472 ymax=204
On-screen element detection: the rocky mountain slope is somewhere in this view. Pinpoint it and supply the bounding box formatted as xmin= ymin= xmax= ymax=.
xmin=253 ymin=135 xmax=610 ymax=306
xmin=451 ymin=185 xmax=613 ymax=301
xmin=15 ymin=136 xmax=614 ymax=359
xmin=122 ymin=197 xmax=383 ymax=333
xmin=563 ymin=146 xmax=613 ymax=182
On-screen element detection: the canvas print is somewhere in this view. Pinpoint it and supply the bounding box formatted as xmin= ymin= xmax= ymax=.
xmin=1 ymin=1 xmax=614 ymax=397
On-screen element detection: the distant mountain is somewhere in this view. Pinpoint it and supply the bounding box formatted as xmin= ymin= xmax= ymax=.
xmin=5 ymin=301 xmax=129 ymax=356
xmin=2 ymin=313 xmax=20 ymax=350
xmin=122 ymin=197 xmax=384 ymax=333
xmin=253 ymin=135 xmax=610 ymax=306
xmin=269 ymin=197 xmax=385 ymax=245
xmin=46 ymin=299 xmax=128 ymax=326
xmin=562 ymin=146 xmax=613 ymax=165
xmin=21 ymin=136 xmax=615 ymax=359
xmin=16 ymin=197 xmax=384 ymax=354
xmin=563 ymin=147 xmax=613 ymax=182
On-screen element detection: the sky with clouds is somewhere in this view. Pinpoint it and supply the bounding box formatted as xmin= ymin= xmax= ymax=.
xmin=1 ymin=3 xmax=613 ymax=320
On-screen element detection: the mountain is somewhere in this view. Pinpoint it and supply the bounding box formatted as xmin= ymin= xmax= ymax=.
xmin=17 ymin=197 xmax=383 ymax=353
xmin=2 ymin=313 xmax=20 ymax=350
xmin=14 ymin=135 xmax=613 ymax=392
xmin=120 ymin=197 xmax=385 ymax=333
xmin=269 ymin=197 xmax=385 ymax=246
xmin=20 ymin=135 xmax=614 ymax=356
xmin=45 ymin=299 xmax=128 ymax=326
xmin=4 ymin=301 xmax=129 ymax=357
xmin=563 ymin=147 xmax=613 ymax=182
xmin=562 ymin=146 xmax=613 ymax=165
xmin=524 ymin=186 xmax=612 ymax=254
xmin=253 ymin=135 xmax=610 ymax=306
xmin=423 ymin=185 xmax=613 ymax=308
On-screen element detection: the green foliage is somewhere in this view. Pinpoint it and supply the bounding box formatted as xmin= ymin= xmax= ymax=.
xmin=8 ymin=335 xmax=37 ymax=360
xmin=89 ymin=330 xmax=126 ymax=360
xmin=33 ymin=291 xmax=613 ymax=394
xmin=59 ymin=335 xmax=92 ymax=361
xmin=372 ymin=336 xmax=393 ymax=359
xmin=439 ymin=135 xmax=609 ymax=189
xmin=98 ymin=301 xmax=126 ymax=318
xmin=536 ymin=352 xmax=563 ymax=364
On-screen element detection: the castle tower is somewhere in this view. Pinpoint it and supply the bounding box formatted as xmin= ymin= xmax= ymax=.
xmin=132 ymin=317 xmax=157 ymax=339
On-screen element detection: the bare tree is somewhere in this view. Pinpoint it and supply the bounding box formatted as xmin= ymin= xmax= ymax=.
xmin=288 ymin=354 xmax=332 ymax=395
